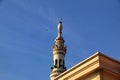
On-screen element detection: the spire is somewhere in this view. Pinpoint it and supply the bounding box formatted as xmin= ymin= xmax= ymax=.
xmin=56 ymin=19 xmax=63 ymax=40
xmin=50 ymin=19 xmax=67 ymax=80
xmin=54 ymin=19 xmax=66 ymax=52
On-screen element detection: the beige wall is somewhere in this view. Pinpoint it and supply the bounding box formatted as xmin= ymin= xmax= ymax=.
xmin=102 ymin=70 xmax=120 ymax=80
xmin=76 ymin=71 xmax=100 ymax=80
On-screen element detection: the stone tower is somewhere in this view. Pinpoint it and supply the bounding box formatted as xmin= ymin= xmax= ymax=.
xmin=50 ymin=20 xmax=67 ymax=80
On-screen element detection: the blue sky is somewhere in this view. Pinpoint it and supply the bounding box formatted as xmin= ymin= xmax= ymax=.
xmin=0 ymin=0 xmax=120 ymax=80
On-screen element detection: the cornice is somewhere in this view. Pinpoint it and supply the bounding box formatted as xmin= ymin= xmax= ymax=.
xmin=55 ymin=52 xmax=120 ymax=80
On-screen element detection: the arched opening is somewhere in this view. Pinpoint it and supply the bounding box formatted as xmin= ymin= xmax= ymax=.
xmin=59 ymin=59 xmax=62 ymax=67
xmin=54 ymin=59 xmax=57 ymax=68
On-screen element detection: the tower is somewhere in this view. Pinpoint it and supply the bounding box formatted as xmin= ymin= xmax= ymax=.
xmin=50 ymin=20 xmax=67 ymax=80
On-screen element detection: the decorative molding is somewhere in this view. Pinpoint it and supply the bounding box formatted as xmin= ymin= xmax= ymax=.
xmin=55 ymin=52 xmax=120 ymax=80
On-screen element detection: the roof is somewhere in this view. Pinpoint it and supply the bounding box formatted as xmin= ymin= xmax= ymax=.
xmin=55 ymin=52 xmax=120 ymax=80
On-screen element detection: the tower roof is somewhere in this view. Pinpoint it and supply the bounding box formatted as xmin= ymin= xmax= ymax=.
xmin=56 ymin=20 xmax=63 ymax=40
xmin=52 ymin=19 xmax=67 ymax=53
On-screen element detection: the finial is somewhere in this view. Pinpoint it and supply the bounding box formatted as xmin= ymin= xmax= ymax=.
xmin=59 ymin=18 xmax=62 ymax=23
xmin=57 ymin=19 xmax=63 ymax=38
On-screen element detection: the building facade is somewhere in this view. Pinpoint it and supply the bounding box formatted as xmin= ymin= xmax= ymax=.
xmin=54 ymin=52 xmax=120 ymax=80
xmin=50 ymin=21 xmax=120 ymax=80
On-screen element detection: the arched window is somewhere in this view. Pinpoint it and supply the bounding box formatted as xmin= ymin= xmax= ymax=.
xmin=54 ymin=59 xmax=57 ymax=67
xmin=59 ymin=59 xmax=62 ymax=67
